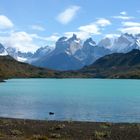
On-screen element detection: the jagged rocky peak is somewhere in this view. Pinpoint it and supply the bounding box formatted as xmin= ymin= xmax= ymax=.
xmin=17 ymin=51 xmax=33 ymax=57
xmin=83 ymin=37 xmax=96 ymax=47
xmin=108 ymin=33 xmax=140 ymax=53
xmin=35 ymin=46 xmax=53 ymax=54
xmin=67 ymin=34 xmax=82 ymax=54
xmin=98 ymin=37 xmax=113 ymax=48
xmin=55 ymin=36 xmax=69 ymax=53
xmin=98 ymin=33 xmax=135 ymax=49
xmin=69 ymin=34 xmax=77 ymax=40
xmin=117 ymin=35 xmax=130 ymax=44
xmin=55 ymin=34 xmax=82 ymax=55
xmin=123 ymin=33 xmax=134 ymax=38
xmin=67 ymin=34 xmax=81 ymax=43
xmin=57 ymin=36 xmax=68 ymax=42
xmin=118 ymin=33 xmax=135 ymax=43
xmin=56 ymin=34 xmax=80 ymax=46
xmin=56 ymin=36 xmax=68 ymax=47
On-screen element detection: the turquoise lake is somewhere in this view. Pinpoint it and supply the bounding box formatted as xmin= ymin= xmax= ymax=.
xmin=0 ymin=78 xmax=140 ymax=122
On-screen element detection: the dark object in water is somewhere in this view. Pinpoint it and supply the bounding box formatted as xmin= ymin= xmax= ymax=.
xmin=49 ymin=112 xmax=54 ymax=115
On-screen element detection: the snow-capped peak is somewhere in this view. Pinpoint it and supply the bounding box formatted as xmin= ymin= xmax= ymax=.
xmin=100 ymin=33 xmax=140 ymax=53
xmin=55 ymin=34 xmax=82 ymax=55
xmin=136 ymin=39 xmax=140 ymax=47
xmin=67 ymin=34 xmax=81 ymax=43
xmin=84 ymin=38 xmax=96 ymax=47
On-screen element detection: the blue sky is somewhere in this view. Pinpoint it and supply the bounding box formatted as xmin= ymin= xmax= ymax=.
xmin=0 ymin=0 xmax=140 ymax=52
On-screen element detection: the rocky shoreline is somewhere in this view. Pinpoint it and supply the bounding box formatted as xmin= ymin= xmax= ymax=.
xmin=0 ymin=117 xmax=139 ymax=140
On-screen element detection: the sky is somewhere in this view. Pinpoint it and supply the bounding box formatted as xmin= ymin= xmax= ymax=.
xmin=0 ymin=0 xmax=140 ymax=52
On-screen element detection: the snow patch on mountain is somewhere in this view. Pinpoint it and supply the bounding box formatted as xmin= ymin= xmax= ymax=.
xmin=99 ymin=33 xmax=140 ymax=53
xmin=17 ymin=57 xmax=28 ymax=62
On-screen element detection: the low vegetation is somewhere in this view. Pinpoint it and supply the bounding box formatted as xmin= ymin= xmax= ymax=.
xmin=0 ymin=55 xmax=58 ymax=79
xmin=0 ymin=55 xmax=88 ymax=80
xmin=0 ymin=118 xmax=139 ymax=140
xmin=94 ymin=130 xmax=111 ymax=140
xmin=80 ymin=49 xmax=140 ymax=79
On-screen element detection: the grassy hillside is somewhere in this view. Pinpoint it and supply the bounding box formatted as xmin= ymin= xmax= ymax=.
xmin=80 ymin=49 xmax=140 ymax=79
xmin=0 ymin=55 xmax=88 ymax=79
xmin=0 ymin=55 xmax=61 ymax=79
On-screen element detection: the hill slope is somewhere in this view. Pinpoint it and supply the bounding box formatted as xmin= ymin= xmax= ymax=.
xmin=81 ymin=49 xmax=140 ymax=78
xmin=0 ymin=55 xmax=61 ymax=79
xmin=1 ymin=50 xmax=140 ymax=79
xmin=0 ymin=55 xmax=87 ymax=79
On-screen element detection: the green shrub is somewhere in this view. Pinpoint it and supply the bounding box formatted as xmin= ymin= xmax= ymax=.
xmin=94 ymin=130 xmax=110 ymax=140
xmin=30 ymin=135 xmax=48 ymax=140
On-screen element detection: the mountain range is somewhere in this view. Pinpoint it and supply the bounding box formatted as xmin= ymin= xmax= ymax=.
xmin=1 ymin=49 xmax=140 ymax=79
xmin=31 ymin=34 xmax=111 ymax=70
xmin=1 ymin=33 xmax=140 ymax=71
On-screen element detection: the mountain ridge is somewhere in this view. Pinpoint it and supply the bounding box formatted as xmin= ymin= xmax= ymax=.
xmin=1 ymin=49 xmax=140 ymax=79
xmin=1 ymin=33 xmax=140 ymax=71
xmin=80 ymin=49 xmax=140 ymax=78
xmin=0 ymin=55 xmax=58 ymax=78
xmin=31 ymin=34 xmax=110 ymax=70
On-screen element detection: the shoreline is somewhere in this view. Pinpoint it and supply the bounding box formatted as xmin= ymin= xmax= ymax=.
xmin=0 ymin=79 xmax=5 ymax=82
xmin=0 ymin=117 xmax=139 ymax=140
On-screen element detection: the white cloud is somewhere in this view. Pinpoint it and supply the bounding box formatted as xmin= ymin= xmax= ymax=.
xmin=96 ymin=18 xmax=111 ymax=27
xmin=31 ymin=25 xmax=45 ymax=31
xmin=64 ymin=31 xmax=90 ymax=40
xmin=113 ymin=12 xmax=134 ymax=20
xmin=120 ymin=11 xmax=127 ymax=15
xmin=119 ymin=21 xmax=140 ymax=34
xmin=113 ymin=15 xmax=134 ymax=20
xmin=122 ymin=21 xmax=140 ymax=27
xmin=65 ymin=24 xmax=100 ymax=40
xmin=45 ymin=34 xmax=60 ymax=42
xmin=0 ymin=15 xmax=14 ymax=29
xmin=0 ymin=31 xmax=39 ymax=52
xmin=105 ymin=33 xmax=120 ymax=38
xmin=30 ymin=33 xmax=60 ymax=43
xmin=64 ymin=18 xmax=111 ymax=40
xmin=119 ymin=26 xmax=140 ymax=34
xmin=57 ymin=5 xmax=80 ymax=24
xmin=78 ymin=23 xmax=100 ymax=34
xmin=0 ymin=31 xmax=61 ymax=52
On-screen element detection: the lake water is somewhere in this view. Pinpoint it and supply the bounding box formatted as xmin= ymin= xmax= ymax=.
xmin=0 ymin=79 xmax=140 ymax=122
